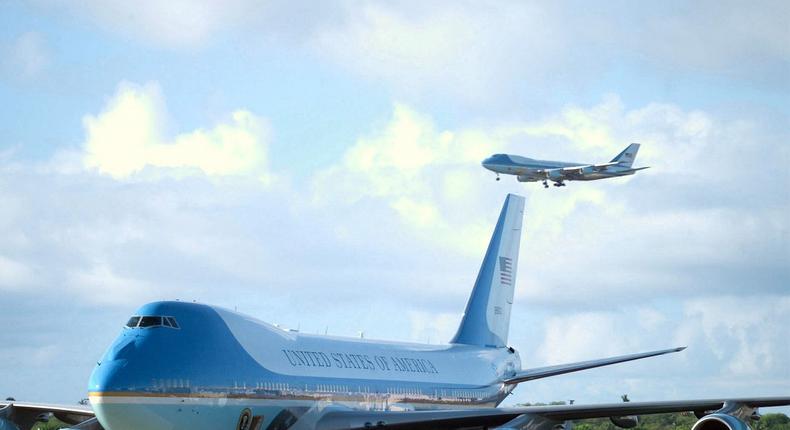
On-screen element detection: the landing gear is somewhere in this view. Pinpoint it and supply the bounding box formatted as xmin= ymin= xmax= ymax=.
xmin=496 ymin=174 xmax=500 ymax=181
xmin=542 ymin=180 xmax=549 ymax=188
xmin=553 ymin=181 xmax=566 ymax=187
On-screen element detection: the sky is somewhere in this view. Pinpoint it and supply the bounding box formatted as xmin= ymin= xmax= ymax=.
xmin=0 ymin=0 xmax=788 ymax=414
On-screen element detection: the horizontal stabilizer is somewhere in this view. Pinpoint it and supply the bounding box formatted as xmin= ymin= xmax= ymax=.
xmin=503 ymin=346 xmax=686 ymax=385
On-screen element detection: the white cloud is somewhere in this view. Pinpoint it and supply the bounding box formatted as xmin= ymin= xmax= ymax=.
xmin=313 ymin=97 xmax=788 ymax=311
xmin=640 ymin=1 xmax=790 ymax=74
xmin=537 ymin=312 xmax=631 ymax=364
xmin=682 ymin=296 xmax=790 ymax=376
xmin=82 ymin=82 xmax=271 ymax=181
xmin=310 ymin=2 xmax=579 ymax=102
xmin=47 ymin=2 xmax=790 ymax=100
xmin=2 ymin=31 xmax=51 ymax=79
xmin=0 ymin=82 xmax=787 ymax=407
xmin=409 ymin=311 xmax=460 ymax=344
xmin=76 ymin=0 xmax=246 ymax=49
xmin=66 ymin=265 xmax=158 ymax=306
xmin=313 ymin=103 xmax=500 ymax=253
xmin=0 ymin=256 xmax=36 ymax=291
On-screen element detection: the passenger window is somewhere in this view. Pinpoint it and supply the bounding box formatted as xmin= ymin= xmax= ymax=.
xmin=138 ymin=316 xmax=162 ymax=327
xmin=126 ymin=316 xmax=141 ymax=328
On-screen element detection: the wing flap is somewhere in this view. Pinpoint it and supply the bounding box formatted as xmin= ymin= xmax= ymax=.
xmin=504 ymin=347 xmax=686 ymax=385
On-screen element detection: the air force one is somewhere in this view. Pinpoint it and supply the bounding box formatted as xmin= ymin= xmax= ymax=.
xmin=2 ymin=195 xmax=788 ymax=430
xmin=482 ymin=143 xmax=649 ymax=187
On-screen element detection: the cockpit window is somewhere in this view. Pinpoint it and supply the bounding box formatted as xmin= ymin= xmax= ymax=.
xmin=125 ymin=315 xmax=179 ymax=329
xmin=138 ymin=316 xmax=162 ymax=327
xmin=166 ymin=317 xmax=180 ymax=329
xmin=126 ymin=316 xmax=141 ymax=328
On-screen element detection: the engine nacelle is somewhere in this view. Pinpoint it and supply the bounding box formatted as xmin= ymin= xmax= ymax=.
xmin=692 ymin=413 xmax=752 ymax=430
xmin=610 ymin=415 xmax=639 ymax=428
xmin=546 ymin=170 xmax=564 ymax=181
xmin=581 ymin=166 xmax=598 ymax=175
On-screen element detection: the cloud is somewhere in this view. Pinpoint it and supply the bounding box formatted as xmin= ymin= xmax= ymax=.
xmin=638 ymin=0 xmax=790 ymax=76
xmin=313 ymin=97 xmax=789 ymax=309
xmin=66 ymin=265 xmax=158 ymax=306
xmin=508 ymin=296 xmax=789 ymax=406
xmin=0 ymin=256 xmax=36 ymax=291
xmin=408 ymin=311 xmax=460 ymax=344
xmin=82 ymin=82 xmax=271 ymax=181
xmin=310 ymin=2 xmax=580 ymax=102
xmin=313 ymin=103 xmax=501 ymax=253
xmin=682 ymin=296 xmax=790 ymax=376
xmin=72 ymin=0 xmax=245 ymax=49
xmin=43 ymin=2 xmax=789 ymax=101
xmin=0 ymin=82 xmax=787 ymax=407
xmin=2 ymin=31 xmax=51 ymax=80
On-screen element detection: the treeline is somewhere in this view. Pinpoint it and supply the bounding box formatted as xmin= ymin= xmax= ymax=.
xmin=517 ymin=402 xmax=789 ymax=430
xmin=572 ymin=412 xmax=789 ymax=430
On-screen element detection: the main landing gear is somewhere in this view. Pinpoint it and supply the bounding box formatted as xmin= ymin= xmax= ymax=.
xmin=542 ymin=180 xmax=549 ymax=188
xmin=552 ymin=181 xmax=566 ymax=187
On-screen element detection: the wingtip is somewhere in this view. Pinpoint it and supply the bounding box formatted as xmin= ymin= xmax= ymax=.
xmin=675 ymin=346 xmax=687 ymax=352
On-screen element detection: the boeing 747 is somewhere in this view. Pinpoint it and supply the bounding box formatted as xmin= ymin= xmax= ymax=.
xmin=482 ymin=143 xmax=649 ymax=187
xmin=2 ymin=194 xmax=787 ymax=430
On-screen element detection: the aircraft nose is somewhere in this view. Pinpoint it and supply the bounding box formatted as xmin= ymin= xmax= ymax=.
xmin=481 ymin=156 xmax=495 ymax=171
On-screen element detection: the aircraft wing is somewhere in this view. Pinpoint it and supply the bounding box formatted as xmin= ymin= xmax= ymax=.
xmin=503 ymin=346 xmax=686 ymax=385
xmin=0 ymin=401 xmax=98 ymax=429
xmin=560 ymin=162 xmax=618 ymax=173
xmin=316 ymin=397 xmax=790 ymax=430
xmin=542 ymin=162 xmax=622 ymax=179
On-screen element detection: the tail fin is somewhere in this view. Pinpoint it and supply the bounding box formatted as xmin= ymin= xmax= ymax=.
xmin=610 ymin=143 xmax=641 ymax=168
xmin=451 ymin=194 xmax=525 ymax=348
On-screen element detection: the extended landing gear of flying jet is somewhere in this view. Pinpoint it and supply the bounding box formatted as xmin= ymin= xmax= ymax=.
xmin=496 ymin=173 xmax=500 ymax=181
xmin=542 ymin=180 xmax=549 ymax=188
xmin=553 ymin=181 xmax=566 ymax=187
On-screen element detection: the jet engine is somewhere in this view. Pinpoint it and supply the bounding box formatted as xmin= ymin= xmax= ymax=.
xmin=545 ymin=170 xmax=565 ymax=181
xmin=609 ymin=415 xmax=639 ymax=428
xmin=692 ymin=413 xmax=752 ymax=430
xmin=517 ymin=174 xmax=540 ymax=182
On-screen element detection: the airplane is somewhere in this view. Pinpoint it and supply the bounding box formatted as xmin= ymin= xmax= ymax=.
xmin=1 ymin=194 xmax=787 ymax=430
xmin=482 ymin=143 xmax=649 ymax=188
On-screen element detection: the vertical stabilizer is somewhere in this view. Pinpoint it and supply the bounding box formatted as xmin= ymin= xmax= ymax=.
xmin=610 ymin=143 xmax=641 ymax=167
xmin=451 ymin=194 xmax=525 ymax=348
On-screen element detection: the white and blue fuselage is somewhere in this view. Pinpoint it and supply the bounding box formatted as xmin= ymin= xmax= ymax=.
xmin=482 ymin=144 xmax=647 ymax=186
xmin=89 ymin=302 xmax=520 ymax=429
xmin=88 ymin=194 xmax=530 ymax=430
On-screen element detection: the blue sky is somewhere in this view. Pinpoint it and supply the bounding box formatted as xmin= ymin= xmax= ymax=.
xmin=0 ymin=0 xmax=788 ymax=412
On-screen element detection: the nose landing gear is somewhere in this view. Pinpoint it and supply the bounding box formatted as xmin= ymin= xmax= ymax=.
xmin=496 ymin=173 xmax=500 ymax=181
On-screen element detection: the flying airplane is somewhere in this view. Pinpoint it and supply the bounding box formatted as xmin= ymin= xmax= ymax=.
xmin=2 ymin=194 xmax=787 ymax=430
xmin=482 ymin=143 xmax=649 ymax=187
